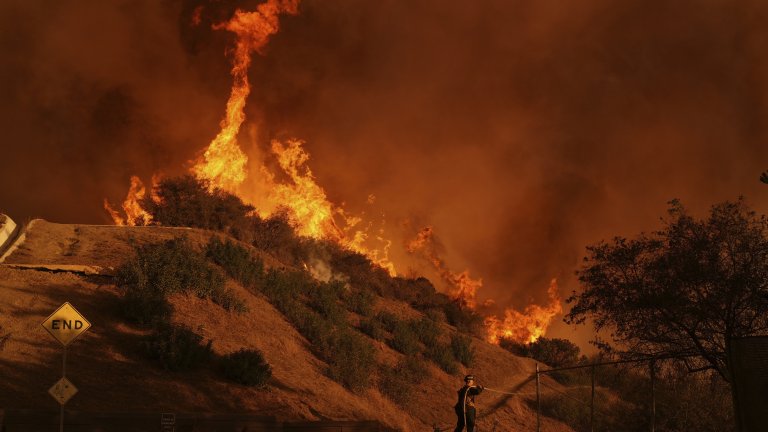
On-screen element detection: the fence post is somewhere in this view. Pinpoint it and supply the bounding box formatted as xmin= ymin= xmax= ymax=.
xmin=591 ymin=363 xmax=595 ymax=432
xmin=650 ymin=360 xmax=656 ymax=432
xmin=536 ymin=363 xmax=541 ymax=432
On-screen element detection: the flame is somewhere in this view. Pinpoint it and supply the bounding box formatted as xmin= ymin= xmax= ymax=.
xmin=104 ymin=175 xmax=154 ymax=226
xmin=406 ymin=226 xmax=483 ymax=307
xmin=484 ymin=278 xmax=563 ymax=345
xmin=192 ymin=0 xmax=300 ymax=193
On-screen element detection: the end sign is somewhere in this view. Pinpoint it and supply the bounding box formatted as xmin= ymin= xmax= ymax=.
xmin=42 ymin=302 xmax=91 ymax=346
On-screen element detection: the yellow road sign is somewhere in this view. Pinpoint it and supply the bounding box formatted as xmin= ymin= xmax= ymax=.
xmin=49 ymin=377 xmax=78 ymax=405
xmin=41 ymin=302 xmax=91 ymax=346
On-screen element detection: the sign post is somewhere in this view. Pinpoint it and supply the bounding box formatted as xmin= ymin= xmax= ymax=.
xmin=41 ymin=302 xmax=91 ymax=432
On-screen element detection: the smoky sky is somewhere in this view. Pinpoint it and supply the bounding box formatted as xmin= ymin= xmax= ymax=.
xmin=1 ymin=0 xmax=767 ymax=341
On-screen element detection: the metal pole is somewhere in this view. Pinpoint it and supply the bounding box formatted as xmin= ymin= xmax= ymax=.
xmin=650 ymin=360 xmax=656 ymax=432
xmin=536 ymin=363 xmax=541 ymax=432
xmin=61 ymin=345 xmax=67 ymax=432
xmin=591 ymin=364 xmax=595 ymax=432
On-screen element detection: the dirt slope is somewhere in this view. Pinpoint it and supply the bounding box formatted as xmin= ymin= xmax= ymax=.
xmin=0 ymin=220 xmax=573 ymax=431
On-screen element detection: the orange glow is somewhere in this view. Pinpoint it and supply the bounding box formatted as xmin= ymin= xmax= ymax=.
xmin=406 ymin=226 xmax=483 ymax=308
xmin=192 ymin=1 xmax=299 ymax=193
xmin=484 ymin=278 xmax=563 ymax=345
xmin=104 ymin=175 xmax=154 ymax=226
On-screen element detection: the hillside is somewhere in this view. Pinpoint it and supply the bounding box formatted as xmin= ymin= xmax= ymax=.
xmin=0 ymin=219 xmax=574 ymax=431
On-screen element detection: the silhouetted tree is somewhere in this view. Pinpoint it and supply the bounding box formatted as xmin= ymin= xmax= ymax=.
xmin=566 ymin=198 xmax=768 ymax=422
xmin=142 ymin=175 xmax=258 ymax=241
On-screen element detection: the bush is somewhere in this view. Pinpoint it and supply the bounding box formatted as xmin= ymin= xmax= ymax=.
xmin=500 ymin=337 xmax=581 ymax=368
xmin=443 ymin=300 xmax=484 ymax=335
xmin=359 ymin=317 xmax=386 ymax=341
xmin=206 ymin=237 xmax=264 ymax=288
xmin=211 ymin=287 xmax=248 ymax=313
xmin=376 ymin=311 xmax=400 ymax=333
xmin=344 ymin=288 xmax=376 ymax=317
xmin=261 ymin=269 xmax=313 ymax=310
xmin=308 ymin=282 xmax=346 ymax=324
xmin=425 ymin=308 xmax=447 ymax=324
xmin=117 ymin=237 xmax=225 ymax=297
xmin=326 ymin=330 xmax=376 ymax=391
xmin=427 ymin=343 xmax=459 ymax=375
xmin=116 ymin=237 xmax=243 ymax=323
xmin=142 ymin=175 xmax=258 ymax=241
xmin=122 ymin=286 xmax=172 ymax=326
xmin=389 ymin=321 xmax=420 ymax=355
xmin=379 ymin=356 xmax=429 ymax=406
xmin=220 ymin=348 xmax=272 ymax=387
xmin=251 ymin=210 xmax=304 ymax=265
xmin=450 ymin=334 xmax=475 ymax=367
xmin=410 ymin=317 xmax=442 ymax=348
xmin=143 ymin=324 xmax=212 ymax=371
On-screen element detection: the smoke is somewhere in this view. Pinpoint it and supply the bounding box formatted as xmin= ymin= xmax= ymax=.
xmin=2 ymin=0 xmax=768 ymax=344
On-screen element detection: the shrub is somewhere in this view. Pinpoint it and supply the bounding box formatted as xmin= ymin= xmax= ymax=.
xmin=143 ymin=324 xmax=212 ymax=371
xmin=220 ymin=348 xmax=272 ymax=387
xmin=425 ymin=308 xmax=447 ymax=324
xmin=450 ymin=334 xmax=475 ymax=367
xmin=142 ymin=175 xmax=258 ymax=241
xmin=116 ymin=237 xmax=224 ymax=297
xmin=210 ymin=287 xmax=248 ymax=313
xmin=206 ymin=237 xmax=264 ymax=288
xmin=379 ymin=356 xmax=429 ymax=406
xmin=427 ymin=343 xmax=459 ymax=375
xmin=376 ymin=311 xmax=400 ymax=333
xmin=389 ymin=321 xmax=420 ymax=355
xmin=309 ymin=282 xmax=346 ymax=324
xmin=499 ymin=337 xmax=581 ymax=368
xmin=344 ymin=287 xmax=376 ymax=317
xmin=122 ymin=286 xmax=172 ymax=326
xmin=261 ymin=269 xmax=313 ymax=310
xmin=359 ymin=317 xmax=386 ymax=341
xmin=116 ymin=237 xmax=243 ymax=323
xmin=410 ymin=317 xmax=442 ymax=348
xmin=326 ymin=330 xmax=376 ymax=391
xmin=443 ymin=300 xmax=484 ymax=335
xmin=251 ymin=209 xmax=304 ymax=265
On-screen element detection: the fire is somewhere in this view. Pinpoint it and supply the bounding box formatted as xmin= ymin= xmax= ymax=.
xmin=484 ymin=278 xmax=563 ymax=344
xmin=103 ymin=0 xmax=560 ymax=343
xmin=406 ymin=226 xmax=483 ymax=307
xmin=406 ymin=226 xmax=562 ymax=344
xmin=192 ymin=0 xmax=300 ymax=193
xmin=104 ymin=175 xmax=154 ymax=226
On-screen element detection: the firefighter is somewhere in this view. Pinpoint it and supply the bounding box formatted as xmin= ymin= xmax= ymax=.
xmin=454 ymin=374 xmax=484 ymax=432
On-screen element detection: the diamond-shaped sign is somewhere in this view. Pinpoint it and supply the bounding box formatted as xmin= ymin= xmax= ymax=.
xmin=41 ymin=302 xmax=91 ymax=346
xmin=49 ymin=377 xmax=78 ymax=405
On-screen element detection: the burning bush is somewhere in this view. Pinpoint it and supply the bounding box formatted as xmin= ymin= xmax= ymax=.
xmin=443 ymin=300 xmax=484 ymax=336
xmin=143 ymin=323 xmax=213 ymax=371
xmin=219 ymin=348 xmax=272 ymax=387
xmin=143 ymin=176 xmax=258 ymax=241
xmin=500 ymin=337 xmax=582 ymax=369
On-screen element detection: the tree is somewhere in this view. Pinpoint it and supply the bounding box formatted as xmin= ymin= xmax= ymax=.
xmin=761 ymin=170 xmax=768 ymax=184
xmin=499 ymin=337 xmax=582 ymax=368
xmin=566 ymin=199 xmax=768 ymax=420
